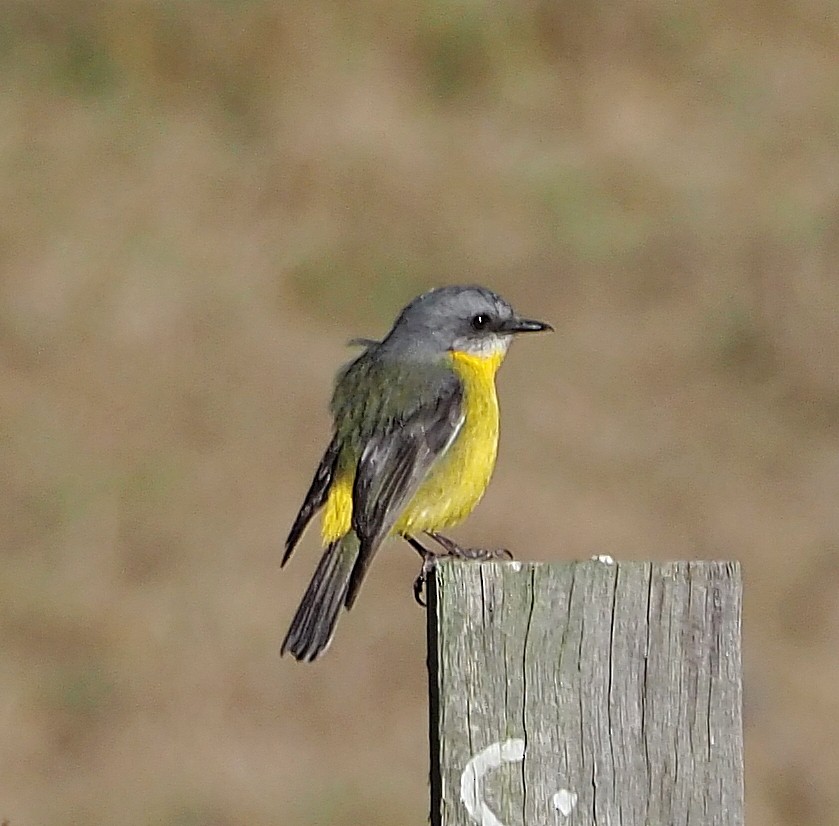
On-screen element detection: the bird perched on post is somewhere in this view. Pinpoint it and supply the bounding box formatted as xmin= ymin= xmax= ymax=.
xmin=281 ymin=285 xmax=552 ymax=661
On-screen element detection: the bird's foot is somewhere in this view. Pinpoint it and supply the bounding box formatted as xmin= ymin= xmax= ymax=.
xmin=402 ymin=533 xmax=514 ymax=607
xmin=403 ymin=534 xmax=439 ymax=607
xmin=425 ymin=531 xmax=514 ymax=562
xmin=412 ymin=551 xmax=439 ymax=607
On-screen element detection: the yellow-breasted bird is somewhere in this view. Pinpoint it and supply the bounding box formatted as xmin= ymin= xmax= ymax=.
xmin=281 ymin=285 xmax=552 ymax=661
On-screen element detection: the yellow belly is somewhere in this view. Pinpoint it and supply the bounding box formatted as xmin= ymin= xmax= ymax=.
xmin=321 ymin=349 xmax=502 ymax=543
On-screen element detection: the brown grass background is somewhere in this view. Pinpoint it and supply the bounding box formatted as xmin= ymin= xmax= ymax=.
xmin=2 ymin=2 xmax=838 ymax=824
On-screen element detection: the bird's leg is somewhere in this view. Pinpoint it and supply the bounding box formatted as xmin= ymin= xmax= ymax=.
xmin=402 ymin=534 xmax=439 ymax=607
xmin=402 ymin=533 xmax=515 ymax=608
xmin=425 ymin=531 xmax=514 ymax=562
xmin=403 ymin=534 xmax=432 ymax=560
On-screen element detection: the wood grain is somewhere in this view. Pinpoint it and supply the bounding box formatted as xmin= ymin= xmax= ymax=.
xmin=427 ymin=560 xmax=743 ymax=826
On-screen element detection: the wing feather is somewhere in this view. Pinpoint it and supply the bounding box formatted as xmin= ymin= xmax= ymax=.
xmin=282 ymin=433 xmax=342 ymax=566
xmin=344 ymin=377 xmax=464 ymax=607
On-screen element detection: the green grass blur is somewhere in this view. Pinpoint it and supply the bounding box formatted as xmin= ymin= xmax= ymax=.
xmin=2 ymin=2 xmax=839 ymax=824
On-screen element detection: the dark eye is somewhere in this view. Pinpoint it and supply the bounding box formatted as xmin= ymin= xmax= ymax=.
xmin=471 ymin=314 xmax=491 ymax=331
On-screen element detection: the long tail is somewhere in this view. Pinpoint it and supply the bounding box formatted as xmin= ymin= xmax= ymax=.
xmin=281 ymin=534 xmax=360 ymax=662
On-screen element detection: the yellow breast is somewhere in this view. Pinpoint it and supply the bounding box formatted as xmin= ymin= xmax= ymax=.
xmin=394 ymin=349 xmax=503 ymax=534
xmin=321 ymin=349 xmax=504 ymax=544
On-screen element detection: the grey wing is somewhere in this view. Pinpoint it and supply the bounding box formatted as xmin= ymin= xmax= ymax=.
xmin=344 ymin=377 xmax=464 ymax=608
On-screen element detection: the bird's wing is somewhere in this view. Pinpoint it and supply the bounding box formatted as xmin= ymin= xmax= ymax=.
xmin=282 ymin=433 xmax=342 ymax=566
xmin=345 ymin=374 xmax=464 ymax=608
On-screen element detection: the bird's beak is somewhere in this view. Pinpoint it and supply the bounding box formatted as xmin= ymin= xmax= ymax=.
xmin=499 ymin=316 xmax=554 ymax=334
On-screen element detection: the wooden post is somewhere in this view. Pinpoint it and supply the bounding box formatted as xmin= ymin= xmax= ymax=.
xmin=427 ymin=560 xmax=743 ymax=826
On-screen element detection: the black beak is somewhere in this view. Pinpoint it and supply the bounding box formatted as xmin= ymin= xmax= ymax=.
xmin=499 ymin=317 xmax=554 ymax=334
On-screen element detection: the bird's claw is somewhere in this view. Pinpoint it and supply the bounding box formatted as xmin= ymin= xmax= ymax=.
xmin=406 ymin=532 xmax=515 ymax=608
xmin=413 ymin=552 xmax=438 ymax=607
xmin=447 ymin=545 xmax=513 ymax=561
xmin=426 ymin=531 xmax=513 ymax=562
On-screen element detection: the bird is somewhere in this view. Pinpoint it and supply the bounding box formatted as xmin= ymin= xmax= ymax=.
xmin=280 ymin=285 xmax=552 ymax=661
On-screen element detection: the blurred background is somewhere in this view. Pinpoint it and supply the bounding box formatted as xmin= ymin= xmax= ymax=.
xmin=2 ymin=1 xmax=838 ymax=824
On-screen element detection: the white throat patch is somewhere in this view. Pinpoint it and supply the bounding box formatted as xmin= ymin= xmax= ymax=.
xmin=451 ymin=333 xmax=511 ymax=358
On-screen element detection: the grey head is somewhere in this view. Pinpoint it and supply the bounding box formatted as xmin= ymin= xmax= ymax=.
xmin=379 ymin=284 xmax=552 ymax=359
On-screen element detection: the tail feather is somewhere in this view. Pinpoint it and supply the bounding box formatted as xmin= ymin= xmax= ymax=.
xmin=281 ymin=535 xmax=359 ymax=662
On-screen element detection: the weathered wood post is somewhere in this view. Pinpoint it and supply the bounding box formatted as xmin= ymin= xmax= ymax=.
xmin=427 ymin=560 xmax=743 ymax=826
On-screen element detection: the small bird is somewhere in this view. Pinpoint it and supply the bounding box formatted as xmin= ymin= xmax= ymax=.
xmin=281 ymin=285 xmax=552 ymax=661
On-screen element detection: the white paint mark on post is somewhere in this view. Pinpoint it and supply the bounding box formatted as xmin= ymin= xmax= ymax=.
xmin=552 ymin=788 xmax=578 ymax=817
xmin=460 ymin=738 xmax=525 ymax=826
xmin=591 ymin=554 xmax=615 ymax=565
xmin=509 ymin=561 xmax=522 ymax=572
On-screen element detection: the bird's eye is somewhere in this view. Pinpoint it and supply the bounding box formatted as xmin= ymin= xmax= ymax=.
xmin=471 ymin=314 xmax=491 ymax=331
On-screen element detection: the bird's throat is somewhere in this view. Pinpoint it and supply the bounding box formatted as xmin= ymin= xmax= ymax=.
xmin=447 ymin=348 xmax=505 ymax=379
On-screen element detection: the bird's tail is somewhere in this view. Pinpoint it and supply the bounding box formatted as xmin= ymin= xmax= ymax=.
xmin=281 ymin=534 xmax=360 ymax=662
